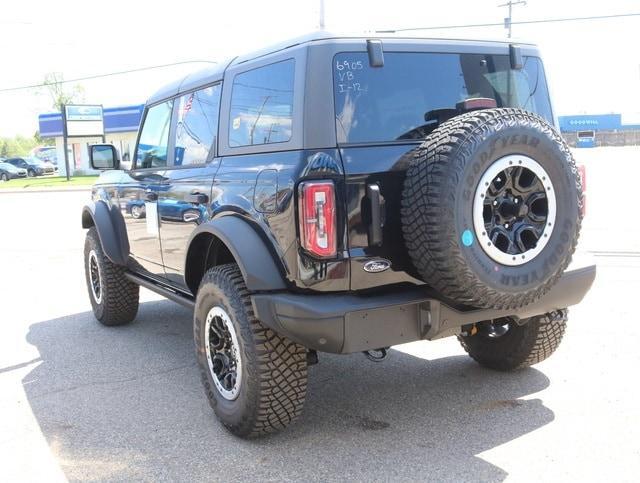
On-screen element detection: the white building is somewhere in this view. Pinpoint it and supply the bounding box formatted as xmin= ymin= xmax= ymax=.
xmin=38 ymin=104 xmax=143 ymax=176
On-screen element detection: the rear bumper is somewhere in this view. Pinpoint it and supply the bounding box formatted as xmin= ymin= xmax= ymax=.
xmin=252 ymin=259 xmax=596 ymax=354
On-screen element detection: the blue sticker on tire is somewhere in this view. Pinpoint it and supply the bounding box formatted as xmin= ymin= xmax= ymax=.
xmin=461 ymin=229 xmax=474 ymax=247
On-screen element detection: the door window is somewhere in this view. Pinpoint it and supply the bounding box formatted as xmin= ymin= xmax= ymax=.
xmin=136 ymin=100 xmax=173 ymax=169
xmin=174 ymin=84 xmax=221 ymax=166
xmin=228 ymin=59 xmax=295 ymax=147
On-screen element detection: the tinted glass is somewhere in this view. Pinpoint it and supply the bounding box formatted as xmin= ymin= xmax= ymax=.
xmin=229 ymin=59 xmax=295 ymax=147
xmin=174 ymin=84 xmax=221 ymax=166
xmin=136 ymin=100 xmax=173 ymax=169
xmin=334 ymin=52 xmax=553 ymax=144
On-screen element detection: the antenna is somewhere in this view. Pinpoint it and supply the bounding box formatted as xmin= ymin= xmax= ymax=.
xmin=498 ymin=0 xmax=527 ymax=38
xmin=319 ymin=0 xmax=326 ymax=30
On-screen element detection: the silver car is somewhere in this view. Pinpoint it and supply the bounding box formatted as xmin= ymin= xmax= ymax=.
xmin=0 ymin=161 xmax=28 ymax=181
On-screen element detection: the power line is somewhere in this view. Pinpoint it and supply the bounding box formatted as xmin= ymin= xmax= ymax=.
xmin=377 ymin=12 xmax=640 ymax=33
xmin=0 ymin=60 xmax=217 ymax=93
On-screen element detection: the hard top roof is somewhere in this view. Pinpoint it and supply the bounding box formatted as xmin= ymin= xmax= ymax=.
xmin=147 ymin=30 xmax=536 ymax=105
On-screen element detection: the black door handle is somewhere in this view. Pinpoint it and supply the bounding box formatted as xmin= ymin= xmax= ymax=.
xmin=145 ymin=191 xmax=158 ymax=201
xmin=185 ymin=193 xmax=209 ymax=204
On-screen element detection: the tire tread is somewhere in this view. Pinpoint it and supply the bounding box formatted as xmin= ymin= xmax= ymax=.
xmin=85 ymin=227 xmax=139 ymax=326
xmin=458 ymin=309 xmax=568 ymax=371
xmin=197 ymin=264 xmax=307 ymax=437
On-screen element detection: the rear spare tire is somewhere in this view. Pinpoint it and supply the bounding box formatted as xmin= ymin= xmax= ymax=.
xmin=401 ymin=108 xmax=582 ymax=309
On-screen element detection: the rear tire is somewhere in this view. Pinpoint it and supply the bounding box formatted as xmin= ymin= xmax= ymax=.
xmin=84 ymin=227 xmax=139 ymax=326
xmin=458 ymin=309 xmax=568 ymax=371
xmin=194 ymin=264 xmax=307 ymax=438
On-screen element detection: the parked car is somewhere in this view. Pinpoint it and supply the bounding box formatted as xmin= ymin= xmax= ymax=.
xmin=126 ymin=198 xmax=205 ymax=222
xmin=0 ymin=161 xmax=28 ymax=181
xmin=5 ymin=157 xmax=56 ymax=177
xmin=81 ymin=33 xmax=595 ymax=438
xmin=31 ymin=146 xmax=58 ymax=165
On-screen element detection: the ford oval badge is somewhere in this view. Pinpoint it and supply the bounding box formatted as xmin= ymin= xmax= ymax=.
xmin=363 ymin=259 xmax=391 ymax=273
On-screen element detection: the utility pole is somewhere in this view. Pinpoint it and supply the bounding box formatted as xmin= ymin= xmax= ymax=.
xmin=60 ymin=103 xmax=71 ymax=181
xmin=499 ymin=0 xmax=527 ymax=38
xmin=319 ymin=0 xmax=325 ymax=30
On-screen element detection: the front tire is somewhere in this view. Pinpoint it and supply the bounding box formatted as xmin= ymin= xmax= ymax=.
xmin=1 ymin=173 xmax=7 ymax=182
xmin=194 ymin=264 xmax=307 ymax=438
xmin=458 ymin=309 xmax=567 ymax=371
xmin=130 ymin=204 xmax=145 ymax=219
xmin=27 ymin=169 xmax=36 ymax=177
xmin=84 ymin=227 xmax=139 ymax=326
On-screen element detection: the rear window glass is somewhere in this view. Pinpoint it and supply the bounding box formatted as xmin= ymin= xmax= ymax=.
xmin=334 ymin=52 xmax=553 ymax=144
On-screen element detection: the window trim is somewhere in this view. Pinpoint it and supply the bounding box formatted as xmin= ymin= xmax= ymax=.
xmin=218 ymin=48 xmax=306 ymax=157
xmin=227 ymin=58 xmax=296 ymax=149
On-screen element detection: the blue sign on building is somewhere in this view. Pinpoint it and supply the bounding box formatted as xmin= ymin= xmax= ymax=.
xmin=558 ymin=114 xmax=622 ymax=133
xmin=39 ymin=104 xmax=144 ymax=138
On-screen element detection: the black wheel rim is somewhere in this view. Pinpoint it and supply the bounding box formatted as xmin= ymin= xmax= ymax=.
xmin=473 ymin=155 xmax=556 ymax=265
xmin=88 ymin=250 xmax=102 ymax=303
xmin=205 ymin=307 xmax=242 ymax=400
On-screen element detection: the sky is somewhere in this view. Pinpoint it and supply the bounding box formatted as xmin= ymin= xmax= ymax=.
xmin=1 ymin=0 xmax=639 ymax=137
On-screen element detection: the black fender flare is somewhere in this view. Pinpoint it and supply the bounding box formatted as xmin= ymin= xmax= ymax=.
xmin=185 ymin=215 xmax=287 ymax=292
xmin=81 ymin=200 xmax=130 ymax=266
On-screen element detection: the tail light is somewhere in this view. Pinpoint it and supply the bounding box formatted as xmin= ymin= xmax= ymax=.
xmin=298 ymin=181 xmax=337 ymax=258
xmin=577 ymin=164 xmax=586 ymax=217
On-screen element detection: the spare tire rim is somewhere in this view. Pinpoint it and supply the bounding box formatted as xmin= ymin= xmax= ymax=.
xmin=473 ymin=154 xmax=556 ymax=266
xmin=204 ymin=306 xmax=242 ymax=400
xmin=88 ymin=249 xmax=103 ymax=304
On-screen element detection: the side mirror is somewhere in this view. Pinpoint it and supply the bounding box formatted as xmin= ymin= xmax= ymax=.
xmin=90 ymin=144 xmax=120 ymax=170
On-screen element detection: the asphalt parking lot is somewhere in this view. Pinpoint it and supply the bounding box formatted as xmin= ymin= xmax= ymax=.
xmin=1 ymin=147 xmax=639 ymax=482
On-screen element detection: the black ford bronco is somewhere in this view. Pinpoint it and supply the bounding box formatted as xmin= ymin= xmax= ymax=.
xmin=82 ymin=33 xmax=595 ymax=438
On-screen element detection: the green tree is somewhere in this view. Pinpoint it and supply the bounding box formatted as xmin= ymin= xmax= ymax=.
xmin=33 ymin=130 xmax=53 ymax=147
xmin=0 ymin=133 xmax=50 ymax=157
xmin=41 ymin=72 xmax=85 ymax=110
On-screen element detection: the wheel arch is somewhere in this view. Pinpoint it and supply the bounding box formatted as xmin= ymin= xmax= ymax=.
xmin=81 ymin=201 xmax=130 ymax=266
xmin=184 ymin=215 xmax=287 ymax=295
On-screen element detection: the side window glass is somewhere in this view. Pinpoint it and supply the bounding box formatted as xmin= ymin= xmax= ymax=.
xmin=174 ymin=84 xmax=221 ymax=166
xmin=135 ymin=100 xmax=173 ymax=169
xmin=228 ymin=59 xmax=295 ymax=147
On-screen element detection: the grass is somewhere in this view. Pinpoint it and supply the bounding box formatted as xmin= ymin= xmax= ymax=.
xmin=0 ymin=175 xmax=98 ymax=189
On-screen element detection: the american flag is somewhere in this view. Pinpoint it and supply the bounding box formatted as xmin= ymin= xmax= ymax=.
xmin=183 ymin=93 xmax=194 ymax=115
